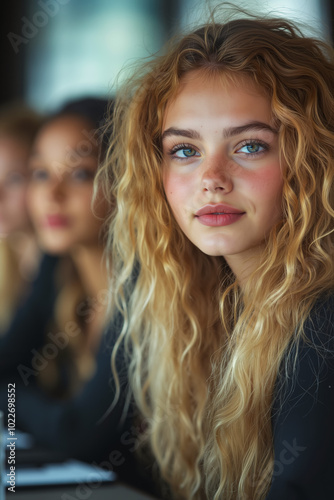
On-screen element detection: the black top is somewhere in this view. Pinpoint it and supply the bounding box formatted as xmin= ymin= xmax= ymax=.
xmin=266 ymin=294 xmax=334 ymax=499
xmin=0 ymin=254 xmax=156 ymax=494
xmin=1 ymin=260 xmax=334 ymax=498
xmin=0 ymin=253 xmax=58 ymax=375
xmin=0 ymin=254 xmax=127 ymax=462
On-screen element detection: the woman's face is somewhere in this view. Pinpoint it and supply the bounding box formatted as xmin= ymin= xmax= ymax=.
xmin=27 ymin=115 xmax=106 ymax=254
xmin=162 ymin=70 xmax=283 ymax=277
xmin=0 ymin=135 xmax=31 ymax=237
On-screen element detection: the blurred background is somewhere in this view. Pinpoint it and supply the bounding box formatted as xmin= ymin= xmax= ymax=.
xmin=0 ymin=2 xmax=333 ymax=496
xmin=1 ymin=0 xmax=333 ymax=112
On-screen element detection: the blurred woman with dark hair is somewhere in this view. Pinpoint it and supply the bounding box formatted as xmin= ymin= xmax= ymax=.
xmin=0 ymin=99 xmax=150 ymax=492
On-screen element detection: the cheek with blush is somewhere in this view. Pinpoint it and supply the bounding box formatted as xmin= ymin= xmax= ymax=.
xmin=246 ymin=163 xmax=283 ymax=201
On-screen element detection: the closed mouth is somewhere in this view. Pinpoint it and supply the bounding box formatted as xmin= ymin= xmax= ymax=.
xmin=195 ymin=204 xmax=245 ymax=217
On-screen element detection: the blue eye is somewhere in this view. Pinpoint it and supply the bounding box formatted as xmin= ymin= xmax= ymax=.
xmin=237 ymin=141 xmax=267 ymax=155
xmin=170 ymin=145 xmax=200 ymax=159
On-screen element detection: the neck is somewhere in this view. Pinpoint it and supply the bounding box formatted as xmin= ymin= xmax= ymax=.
xmin=70 ymin=244 xmax=108 ymax=299
xmin=224 ymin=245 xmax=263 ymax=288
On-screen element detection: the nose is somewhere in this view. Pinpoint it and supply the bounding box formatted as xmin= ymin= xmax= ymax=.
xmin=201 ymin=157 xmax=233 ymax=193
xmin=48 ymin=177 xmax=66 ymax=201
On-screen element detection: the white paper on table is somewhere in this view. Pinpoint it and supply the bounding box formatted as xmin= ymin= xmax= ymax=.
xmin=4 ymin=460 xmax=116 ymax=487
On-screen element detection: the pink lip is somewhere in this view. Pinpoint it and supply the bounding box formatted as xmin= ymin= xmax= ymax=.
xmin=44 ymin=215 xmax=70 ymax=228
xmin=195 ymin=204 xmax=245 ymax=227
xmin=195 ymin=204 xmax=244 ymax=216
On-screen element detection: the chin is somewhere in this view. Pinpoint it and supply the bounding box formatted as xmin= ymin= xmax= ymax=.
xmin=195 ymin=241 xmax=230 ymax=257
xmin=38 ymin=238 xmax=71 ymax=256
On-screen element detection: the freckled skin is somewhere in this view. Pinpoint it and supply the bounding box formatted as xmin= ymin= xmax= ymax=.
xmin=162 ymin=70 xmax=283 ymax=278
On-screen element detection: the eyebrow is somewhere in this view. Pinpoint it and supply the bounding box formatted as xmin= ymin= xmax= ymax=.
xmin=161 ymin=121 xmax=278 ymax=141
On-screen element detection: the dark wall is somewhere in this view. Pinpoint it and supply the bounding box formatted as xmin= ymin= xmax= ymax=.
xmin=0 ymin=0 xmax=180 ymax=109
xmin=0 ymin=0 xmax=333 ymax=108
xmin=329 ymin=0 xmax=334 ymax=42
xmin=0 ymin=2 xmax=28 ymax=105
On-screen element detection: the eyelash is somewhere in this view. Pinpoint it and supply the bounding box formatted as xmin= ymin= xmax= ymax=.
xmin=168 ymin=143 xmax=199 ymax=158
xmin=235 ymin=139 xmax=269 ymax=156
xmin=167 ymin=139 xmax=269 ymax=160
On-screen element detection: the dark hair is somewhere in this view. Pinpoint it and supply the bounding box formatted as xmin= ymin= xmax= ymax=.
xmin=47 ymin=97 xmax=112 ymax=161
xmin=0 ymin=102 xmax=42 ymax=145
xmin=58 ymin=97 xmax=109 ymax=130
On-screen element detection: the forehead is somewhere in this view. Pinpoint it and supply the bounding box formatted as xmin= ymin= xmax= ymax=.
xmin=35 ymin=115 xmax=97 ymax=153
xmin=0 ymin=135 xmax=30 ymax=170
xmin=163 ymin=69 xmax=273 ymax=129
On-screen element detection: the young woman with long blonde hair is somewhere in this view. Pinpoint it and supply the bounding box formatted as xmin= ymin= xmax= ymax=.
xmin=100 ymin=9 xmax=334 ymax=500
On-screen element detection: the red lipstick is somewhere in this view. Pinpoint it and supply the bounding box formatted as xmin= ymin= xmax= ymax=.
xmin=195 ymin=204 xmax=245 ymax=227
